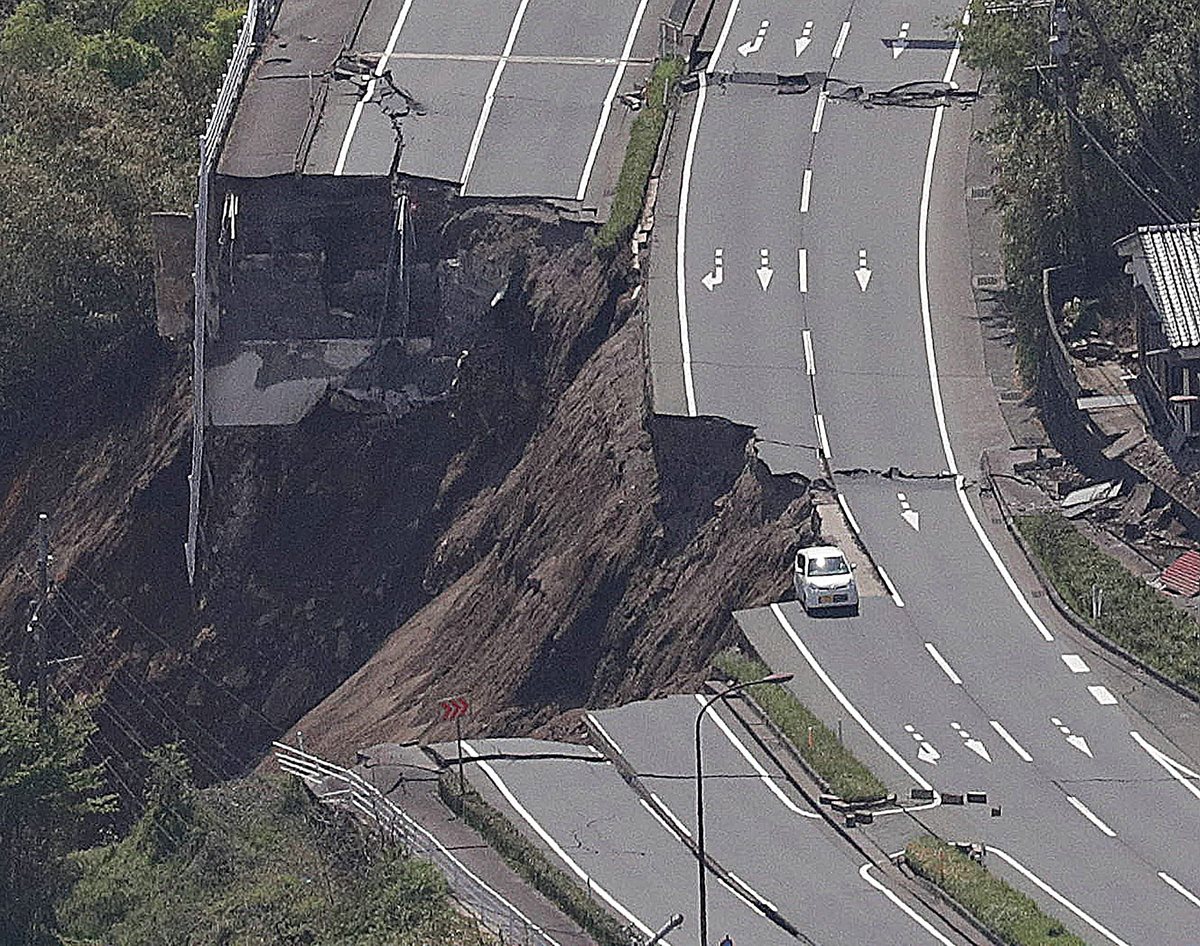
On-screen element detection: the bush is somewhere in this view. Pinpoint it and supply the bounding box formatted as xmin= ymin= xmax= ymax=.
xmin=713 ymin=649 xmax=888 ymax=803
xmin=907 ymin=836 xmax=1087 ymax=946
xmin=1016 ymin=513 xmax=1200 ymax=693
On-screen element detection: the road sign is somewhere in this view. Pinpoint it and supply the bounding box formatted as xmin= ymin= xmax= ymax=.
xmin=439 ymin=696 xmax=470 ymax=721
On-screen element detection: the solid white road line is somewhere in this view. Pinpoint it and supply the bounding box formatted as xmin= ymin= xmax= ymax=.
xmin=1088 ymin=684 xmax=1118 ymax=705
xmin=1066 ymin=795 xmax=1117 ymax=837
xmin=923 ymin=642 xmax=962 ymax=685
xmin=1061 ymin=653 xmax=1090 ymax=673
xmin=460 ymin=0 xmax=532 ymax=187
xmin=650 ymin=791 xmax=693 ymax=837
xmin=586 ymin=712 xmax=624 ymax=755
xmin=811 ymin=90 xmax=828 ymax=134
xmin=639 ymin=796 xmax=677 ymax=836
xmin=334 ymin=0 xmax=416 ymax=175
xmin=837 ymin=493 xmax=862 ymax=535
xmin=859 ymin=864 xmax=956 ymax=946
xmin=771 ymin=603 xmax=934 ymax=790
xmin=1131 ymin=730 xmax=1200 ymax=802
xmin=798 ymin=247 xmax=809 ymax=294
xmin=695 ymin=694 xmax=821 ymax=818
xmin=877 ymin=565 xmax=906 ymax=608
xmin=1159 ymin=871 xmax=1200 ymax=910
xmin=989 ymin=720 xmax=1033 ymax=762
xmin=832 ymin=21 xmax=851 ymax=58
xmin=986 ymin=846 xmax=1132 ymax=946
xmin=575 ymin=0 xmax=651 ymax=200
xmin=727 ymin=871 xmax=778 ymax=913
xmin=707 ymin=0 xmax=741 ymax=74
xmin=800 ymin=167 xmax=813 ymax=212
xmin=802 ymin=327 xmax=815 ymax=374
xmin=462 ymin=742 xmax=658 ymax=939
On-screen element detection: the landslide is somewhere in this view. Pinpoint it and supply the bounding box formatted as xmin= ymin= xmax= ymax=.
xmin=0 ymin=201 xmax=816 ymax=782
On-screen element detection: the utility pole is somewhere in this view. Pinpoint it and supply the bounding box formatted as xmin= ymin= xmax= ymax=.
xmin=33 ymin=513 xmax=50 ymax=728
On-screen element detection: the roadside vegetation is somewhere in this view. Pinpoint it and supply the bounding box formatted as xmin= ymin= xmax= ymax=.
xmin=594 ymin=56 xmax=685 ymax=249
xmin=0 ymin=0 xmax=240 ymax=457
xmin=961 ymin=0 xmax=1200 ymax=378
xmin=713 ymin=649 xmax=888 ymax=803
xmin=438 ymin=773 xmax=636 ymax=946
xmin=1016 ymin=513 xmax=1200 ymax=694
xmin=906 ymin=836 xmax=1087 ymax=946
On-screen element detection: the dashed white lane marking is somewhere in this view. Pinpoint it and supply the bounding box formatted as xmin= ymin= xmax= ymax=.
xmin=1132 ymin=730 xmax=1200 ymax=802
xmin=860 ymin=864 xmax=956 ymax=946
xmin=1159 ymin=871 xmax=1200 ymax=910
xmin=800 ymin=167 xmax=813 ymax=212
xmin=798 ymin=247 xmax=809 ymax=293
xmin=1066 ymin=795 xmax=1117 ymax=837
xmin=771 ymin=603 xmax=933 ymax=790
xmin=639 ymin=796 xmax=677 ymax=837
xmin=575 ymin=0 xmax=651 ymax=200
xmin=837 ymin=493 xmax=862 ymax=535
xmin=334 ymin=0 xmax=416 ymax=175
xmin=924 ymin=642 xmax=962 ymax=685
xmin=877 ymin=565 xmax=906 ymax=608
xmin=989 ymin=720 xmax=1033 ymax=762
xmin=832 ymin=20 xmax=851 ymax=58
xmin=1088 ymin=684 xmax=1118 ymax=705
xmin=811 ymin=90 xmax=828 ymax=134
xmin=985 ymin=846 xmax=1133 ymax=946
xmin=727 ymin=871 xmax=778 ymax=913
xmin=462 ymin=742 xmax=658 ymax=939
xmin=586 ymin=712 xmax=623 ymax=755
xmin=815 ymin=413 xmax=831 ymax=458
xmin=695 ymin=694 xmax=821 ymax=818
xmin=802 ymin=327 xmax=815 ymax=374
xmin=1061 ymin=654 xmax=1090 ymax=673
xmin=460 ymin=0 xmax=532 ymax=187
xmin=650 ymin=791 xmax=692 ymax=837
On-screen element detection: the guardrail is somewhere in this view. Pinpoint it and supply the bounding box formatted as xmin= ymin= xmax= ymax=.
xmin=187 ymin=0 xmax=263 ymax=583
xmin=272 ymin=741 xmax=563 ymax=946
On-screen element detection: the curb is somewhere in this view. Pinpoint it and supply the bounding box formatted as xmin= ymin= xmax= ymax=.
xmin=983 ymin=456 xmax=1200 ymax=707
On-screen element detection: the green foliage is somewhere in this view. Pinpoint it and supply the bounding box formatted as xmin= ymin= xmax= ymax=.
xmin=439 ymin=775 xmax=638 ymax=946
xmin=907 ymin=836 xmax=1087 ymax=946
xmin=1016 ymin=513 xmax=1200 ymax=693
xmin=595 ymin=57 xmax=685 ymax=249
xmin=0 ymin=664 xmax=114 ymax=945
xmin=713 ymin=650 xmax=888 ymax=803
xmin=60 ymin=775 xmax=485 ymax=946
xmin=78 ymin=30 xmax=162 ymax=86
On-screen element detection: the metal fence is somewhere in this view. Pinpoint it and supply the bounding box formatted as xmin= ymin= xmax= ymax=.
xmin=273 ymin=741 xmax=563 ymax=946
xmin=187 ymin=0 xmax=262 ymax=583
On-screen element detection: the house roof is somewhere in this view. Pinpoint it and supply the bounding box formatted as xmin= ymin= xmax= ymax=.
xmin=1116 ymin=222 xmax=1200 ymax=349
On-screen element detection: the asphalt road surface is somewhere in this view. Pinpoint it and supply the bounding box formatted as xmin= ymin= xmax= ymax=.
xmin=652 ymin=0 xmax=1200 ymax=942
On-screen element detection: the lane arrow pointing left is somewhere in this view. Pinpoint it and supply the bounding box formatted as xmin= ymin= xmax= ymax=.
xmin=738 ymin=19 xmax=769 ymax=56
xmin=702 ymin=248 xmax=724 ymax=291
xmin=756 ymin=248 xmax=774 ymax=290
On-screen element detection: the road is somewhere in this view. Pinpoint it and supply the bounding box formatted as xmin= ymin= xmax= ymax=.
xmin=656 ymin=0 xmax=1200 ymax=942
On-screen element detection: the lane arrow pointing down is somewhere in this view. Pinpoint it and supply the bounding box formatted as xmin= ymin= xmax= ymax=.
xmin=964 ymin=738 xmax=992 ymax=762
xmin=1067 ymin=734 xmax=1094 ymax=758
xmin=757 ymin=248 xmax=773 ymax=291
xmin=917 ymin=742 xmax=940 ymax=765
xmin=902 ymin=509 xmax=920 ymax=531
xmin=855 ymin=248 xmax=872 ymax=291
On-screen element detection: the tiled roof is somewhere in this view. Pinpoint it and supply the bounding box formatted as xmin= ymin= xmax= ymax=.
xmin=1117 ymin=222 xmax=1200 ymax=349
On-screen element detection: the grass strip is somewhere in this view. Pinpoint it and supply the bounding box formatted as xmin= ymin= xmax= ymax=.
xmin=906 ymin=836 xmax=1086 ymax=946
xmin=1015 ymin=513 xmax=1200 ymax=694
xmin=593 ymin=56 xmax=685 ymax=249
xmin=713 ymin=649 xmax=888 ymax=803
xmin=438 ymin=774 xmax=634 ymax=946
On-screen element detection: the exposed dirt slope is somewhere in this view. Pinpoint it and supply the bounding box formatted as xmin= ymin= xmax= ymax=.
xmin=0 ymin=204 xmax=814 ymax=786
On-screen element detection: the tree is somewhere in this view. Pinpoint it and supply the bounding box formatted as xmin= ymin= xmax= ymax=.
xmin=0 ymin=664 xmax=115 ymax=944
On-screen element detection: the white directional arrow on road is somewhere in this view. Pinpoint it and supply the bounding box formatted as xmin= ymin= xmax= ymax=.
xmin=855 ymin=248 xmax=872 ymax=291
xmin=1052 ymin=717 xmax=1094 ymax=758
xmin=898 ymin=491 xmax=920 ymax=531
xmin=893 ymin=21 xmax=910 ymax=58
xmin=795 ymin=21 xmax=814 ymax=57
xmin=756 ymin=248 xmax=774 ymax=290
xmin=951 ymin=721 xmax=992 ymax=762
xmin=701 ymin=248 xmax=724 ymax=291
xmin=738 ymin=19 xmax=769 ymax=56
xmin=917 ymin=742 xmax=941 ymax=765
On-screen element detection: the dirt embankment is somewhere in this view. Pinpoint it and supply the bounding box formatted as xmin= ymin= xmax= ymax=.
xmin=0 ymin=200 xmax=815 ymax=784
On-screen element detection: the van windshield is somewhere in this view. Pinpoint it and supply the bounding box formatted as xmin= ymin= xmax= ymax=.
xmin=807 ymin=555 xmax=849 ymax=577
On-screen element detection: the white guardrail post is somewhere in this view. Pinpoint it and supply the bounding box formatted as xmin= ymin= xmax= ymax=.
xmin=272 ymin=742 xmax=564 ymax=946
xmin=187 ymin=0 xmax=261 ymax=584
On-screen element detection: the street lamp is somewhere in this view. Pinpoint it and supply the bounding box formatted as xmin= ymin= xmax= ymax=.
xmin=694 ymin=672 xmax=793 ymax=946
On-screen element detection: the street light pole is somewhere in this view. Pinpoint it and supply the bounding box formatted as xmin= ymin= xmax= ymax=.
xmin=694 ymin=671 xmax=793 ymax=946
